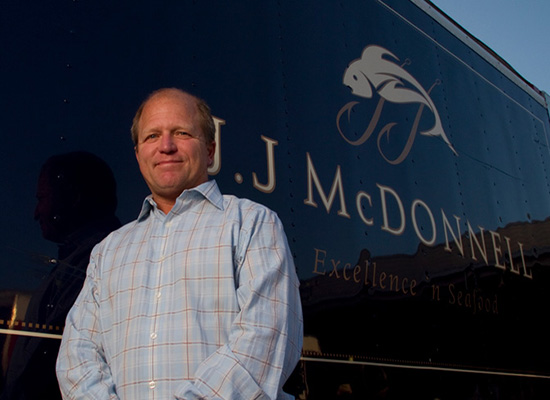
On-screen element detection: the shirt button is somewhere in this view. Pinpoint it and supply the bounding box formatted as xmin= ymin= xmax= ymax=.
xmin=149 ymin=381 xmax=156 ymax=389
xmin=150 ymin=332 xmax=157 ymax=340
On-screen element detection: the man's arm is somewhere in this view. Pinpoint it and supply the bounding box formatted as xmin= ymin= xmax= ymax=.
xmin=56 ymin=257 xmax=119 ymax=399
xmin=176 ymin=208 xmax=303 ymax=399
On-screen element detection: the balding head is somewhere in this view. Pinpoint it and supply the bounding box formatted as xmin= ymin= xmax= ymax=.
xmin=131 ymin=88 xmax=215 ymax=147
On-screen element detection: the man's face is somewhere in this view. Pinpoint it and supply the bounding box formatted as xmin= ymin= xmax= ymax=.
xmin=135 ymin=91 xmax=215 ymax=209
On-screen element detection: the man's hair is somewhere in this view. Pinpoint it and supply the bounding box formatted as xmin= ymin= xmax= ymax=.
xmin=130 ymin=88 xmax=216 ymax=146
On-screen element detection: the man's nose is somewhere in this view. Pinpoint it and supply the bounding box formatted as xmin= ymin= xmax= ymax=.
xmin=159 ymin=133 xmax=177 ymax=152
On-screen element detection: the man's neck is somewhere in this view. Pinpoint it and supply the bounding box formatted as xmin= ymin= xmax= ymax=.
xmin=154 ymin=197 xmax=176 ymax=214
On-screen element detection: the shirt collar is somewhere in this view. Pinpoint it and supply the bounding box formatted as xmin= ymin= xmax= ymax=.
xmin=137 ymin=179 xmax=224 ymax=221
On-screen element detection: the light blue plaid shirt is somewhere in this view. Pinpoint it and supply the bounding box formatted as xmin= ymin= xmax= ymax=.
xmin=56 ymin=180 xmax=303 ymax=399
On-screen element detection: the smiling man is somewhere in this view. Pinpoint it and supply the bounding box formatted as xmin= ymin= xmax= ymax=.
xmin=56 ymin=88 xmax=303 ymax=399
xmin=134 ymin=90 xmax=215 ymax=212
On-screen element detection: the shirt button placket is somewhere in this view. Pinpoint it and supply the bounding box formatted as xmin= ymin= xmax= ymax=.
xmin=149 ymin=215 xmax=165 ymax=396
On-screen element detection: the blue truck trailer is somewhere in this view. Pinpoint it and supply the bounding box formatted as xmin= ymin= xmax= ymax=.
xmin=1 ymin=0 xmax=549 ymax=398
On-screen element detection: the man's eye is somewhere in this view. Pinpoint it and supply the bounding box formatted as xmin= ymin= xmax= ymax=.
xmin=176 ymin=131 xmax=191 ymax=138
xmin=143 ymin=133 xmax=159 ymax=141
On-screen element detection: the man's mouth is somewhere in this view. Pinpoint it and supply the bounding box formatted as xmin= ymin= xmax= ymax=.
xmin=156 ymin=159 xmax=182 ymax=167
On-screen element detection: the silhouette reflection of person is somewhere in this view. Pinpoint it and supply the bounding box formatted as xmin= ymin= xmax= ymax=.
xmin=1 ymin=151 xmax=121 ymax=400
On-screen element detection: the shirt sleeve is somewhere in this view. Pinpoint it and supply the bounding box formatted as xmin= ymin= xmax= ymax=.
xmin=56 ymin=254 xmax=120 ymax=399
xmin=175 ymin=208 xmax=303 ymax=399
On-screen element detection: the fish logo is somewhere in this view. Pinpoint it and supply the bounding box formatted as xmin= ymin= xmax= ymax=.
xmin=337 ymin=45 xmax=457 ymax=163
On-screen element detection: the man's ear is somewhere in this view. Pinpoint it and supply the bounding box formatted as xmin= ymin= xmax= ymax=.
xmin=206 ymin=141 xmax=216 ymax=166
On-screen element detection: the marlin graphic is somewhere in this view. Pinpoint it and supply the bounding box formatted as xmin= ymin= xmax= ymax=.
xmin=343 ymin=45 xmax=457 ymax=155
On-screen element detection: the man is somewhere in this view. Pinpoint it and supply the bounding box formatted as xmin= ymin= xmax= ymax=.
xmin=56 ymin=88 xmax=303 ymax=399
xmin=2 ymin=151 xmax=121 ymax=400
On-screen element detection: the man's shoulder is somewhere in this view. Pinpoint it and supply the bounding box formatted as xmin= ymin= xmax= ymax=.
xmin=202 ymin=180 xmax=279 ymax=218
xmin=221 ymin=194 xmax=281 ymax=224
xmin=222 ymin=193 xmax=267 ymax=210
